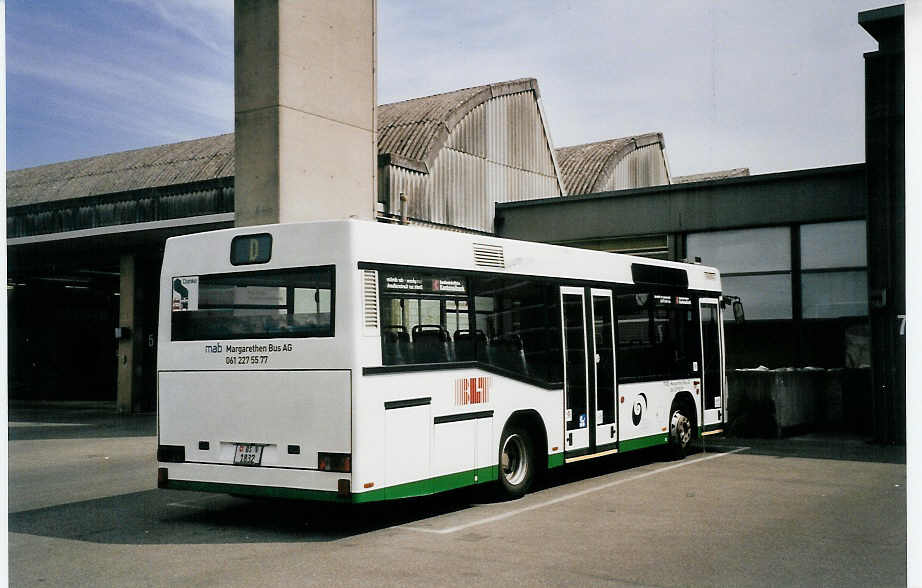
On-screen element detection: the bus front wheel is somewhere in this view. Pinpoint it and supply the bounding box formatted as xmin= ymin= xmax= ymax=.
xmin=668 ymin=405 xmax=693 ymax=458
xmin=498 ymin=425 xmax=535 ymax=498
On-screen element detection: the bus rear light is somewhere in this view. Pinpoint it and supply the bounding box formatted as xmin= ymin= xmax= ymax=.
xmin=158 ymin=445 xmax=185 ymax=463
xmin=158 ymin=467 xmax=169 ymax=488
xmin=337 ymin=479 xmax=351 ymax=497
xmin=318 ymin=452 xmax=351 ymax=473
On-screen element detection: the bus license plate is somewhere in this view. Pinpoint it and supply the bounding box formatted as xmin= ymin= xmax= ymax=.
xmin=233 ymin=444 xmax=263 ymax=466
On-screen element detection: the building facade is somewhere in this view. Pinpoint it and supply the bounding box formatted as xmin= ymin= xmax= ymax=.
xmin=495 ymin=164 xmax=869 ymax=371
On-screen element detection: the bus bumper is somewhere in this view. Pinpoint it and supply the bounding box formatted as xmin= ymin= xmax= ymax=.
xmin=158 ymin=462 xmax=353 ymax=502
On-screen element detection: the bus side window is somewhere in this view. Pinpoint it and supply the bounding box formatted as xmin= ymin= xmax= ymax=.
xmin=378 ymin=275 xmax=470 ymax=366
xmin=615 ymin=293 xmax=653 ymax=379
xmin=382 ymin=325 xmax=410 ymax=364
xmin=454 ymin=329 xmax=486 ymax=361
xmin=411 ymin=324 xmax=451 ymax=363
xmin=652 ymin=297 xmax=697 ymax=379
xmin=380 ymin=298 xmax=408 ymax=365
xmin=470 ymin=276 xmax=550 ymax=381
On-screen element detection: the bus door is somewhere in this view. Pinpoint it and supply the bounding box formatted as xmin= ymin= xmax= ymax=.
xmin=560 ymin=287 xmax=590 ymax=453
xmin=590 ymin=289 xmax=617 ymax=449
xmin=699 ymin=298 xmax=725 ymax=429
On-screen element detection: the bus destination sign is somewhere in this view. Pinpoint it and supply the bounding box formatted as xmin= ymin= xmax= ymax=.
xmin=382 ymin=273 xmax=466 ymax=295
xmin=230 ymin=233 xmax=272 ymax=265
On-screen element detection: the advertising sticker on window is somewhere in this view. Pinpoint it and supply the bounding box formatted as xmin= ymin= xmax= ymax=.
xmin=171 ymin=276 xmax=199 ymax=312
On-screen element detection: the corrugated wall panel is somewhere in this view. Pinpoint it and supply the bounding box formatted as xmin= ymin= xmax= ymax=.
xmin=609 ymin=144 xmax=670 ymax=191
xmin=447 ymin=102 xmax=487 ymax=158
xmin=387 ymin=151 xmax=559 ymax=233
xmin=384 ymin=90 xmax=561 ymax=233
xmin=480 ymin=92 xmax=556 ymax=176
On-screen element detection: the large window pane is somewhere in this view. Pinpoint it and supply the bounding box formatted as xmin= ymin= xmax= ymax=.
xmin=652 ymin=296 xmax=699 ymax=379
xmin=471 ymin=276 xmax=555 ymax=380
xmin=802 ymin=270 xmax=868 ymax=318
xmin=379 ymin=271 xmax=470 ymax=365
xmin=687 ymin=227 xmax=791 ymax=273
xmin=721 ymin=274 xmax=792 ymax=320
xmin=800 ymin=221 xmax=867 ymax=269
xmin=615 ymin=292 xmax=698 ymax=380
xmin=615 ymin=293 xmax=652 ymax=379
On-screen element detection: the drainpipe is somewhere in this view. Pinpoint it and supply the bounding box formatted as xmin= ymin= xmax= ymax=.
xmin=399 ymin=191 xmax=408 ymax=225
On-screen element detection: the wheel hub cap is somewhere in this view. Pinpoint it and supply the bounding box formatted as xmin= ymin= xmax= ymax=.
xmin=501 ymin=434 xmax=527 ymax=485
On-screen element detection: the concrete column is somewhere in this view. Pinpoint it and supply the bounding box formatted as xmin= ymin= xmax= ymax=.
xmin=861 ymin=6 xmax=904 ymax=444
xmin=116 ymin=254 xmax=137 ymax=413
xmin=234 ymin=0 xmax=377 ymax=227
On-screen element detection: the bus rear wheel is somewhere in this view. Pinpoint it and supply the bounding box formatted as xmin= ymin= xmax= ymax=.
xmin=498 ymin=425 xmax=535 ymax=498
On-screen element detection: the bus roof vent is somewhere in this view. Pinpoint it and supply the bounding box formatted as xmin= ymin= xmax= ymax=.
xmin=473 ymin=243 xmax=505 ymax=268
xmin=363 ymin=270 xmax=379 ymax=329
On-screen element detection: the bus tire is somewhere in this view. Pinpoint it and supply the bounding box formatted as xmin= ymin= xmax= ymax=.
xmin=498 ymin=424 xmax=535 ymax=499
xmin=668 ymin=403 xmax=693 ymax=458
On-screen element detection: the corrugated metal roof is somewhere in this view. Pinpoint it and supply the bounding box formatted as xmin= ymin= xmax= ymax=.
xmin=7 ymin=134 xmax=236 ymax=207
xmin=378 ymin=78 xmax=540 ymax=172
xmin=672 ymin=168 xmax=750 ymax=184
xmin=555 ymin=133 xmax=664 ymax=196
xmin=8 ymin=78 xmax=543 ymax=208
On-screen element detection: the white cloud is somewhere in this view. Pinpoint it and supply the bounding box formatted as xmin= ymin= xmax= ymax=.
xmin=114 ymin=0 xmax=233 ymax=56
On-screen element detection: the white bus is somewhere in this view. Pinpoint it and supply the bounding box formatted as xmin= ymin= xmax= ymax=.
xmin=157 ymin=220 xmax=728 ymax=503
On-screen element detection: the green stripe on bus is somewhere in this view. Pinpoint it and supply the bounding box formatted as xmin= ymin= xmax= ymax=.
xmin=169 ymin=466 xmax=500 ymax=504
xmin=548 ymin=453 xmax=564 ymax=469
xmin=354 ymin=465 xmax=499 ymax=502
xmin=619 ymin=433 xmax=670 ymax=453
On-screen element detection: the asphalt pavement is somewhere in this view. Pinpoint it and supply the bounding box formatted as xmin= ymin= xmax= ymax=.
xmin=8 ymin=403 xmax=907 ymax=587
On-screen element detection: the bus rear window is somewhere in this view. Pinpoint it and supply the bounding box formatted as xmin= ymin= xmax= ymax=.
xmin=171 ymin=266 xmax=334 ymax=341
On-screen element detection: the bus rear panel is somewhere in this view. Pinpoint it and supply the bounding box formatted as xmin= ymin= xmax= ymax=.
xmin=157 ymin=223 xmax=357 ymax=501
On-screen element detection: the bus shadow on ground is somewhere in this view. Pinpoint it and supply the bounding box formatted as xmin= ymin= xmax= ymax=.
xmin=8 ymin=487 xmax=480 ymax=545
xmin=9 ymin=447 xmax=687 ymax=545
xmin=707 ymin=435 xmax=905 ymax=464
xmin=8 ymin=408 xmax=156 ymax=441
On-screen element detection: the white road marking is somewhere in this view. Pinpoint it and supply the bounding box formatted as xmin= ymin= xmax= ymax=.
xmin=167 ymin=496 xmax=215 ymax=510
xmin=167 ymin=502 xmax=207 ymax=510
xmin=402 ymin=447 xmax=750 ymax=535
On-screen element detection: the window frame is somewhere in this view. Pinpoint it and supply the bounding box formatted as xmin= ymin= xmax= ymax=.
xmin=170 ymin=265 xmax=335 ymax=341
xmin=613 ymin=288 xmax=701 ymax=384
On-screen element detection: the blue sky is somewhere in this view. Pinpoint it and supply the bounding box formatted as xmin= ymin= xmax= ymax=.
xmin=7 ymin=0 xmax=891 ymax=175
